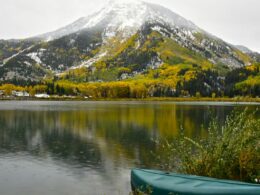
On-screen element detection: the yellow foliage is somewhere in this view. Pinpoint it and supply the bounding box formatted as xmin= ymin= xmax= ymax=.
xmin=95 ymin=61 xmax=107 ymax=70
xmin=0 ymin=84 xmax=25 ymax=95
xmin=234 ymin=49 xmax=252 ymax=65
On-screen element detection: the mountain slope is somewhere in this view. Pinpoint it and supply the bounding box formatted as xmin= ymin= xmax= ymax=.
xmin=37 ymin=0 xmax=198 ymax=41
xmin=0 ymin=0 xmax=258 ymax=84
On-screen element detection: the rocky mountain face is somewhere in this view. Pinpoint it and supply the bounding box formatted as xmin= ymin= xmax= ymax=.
xmin=0 ymin=0 xmax=258 ymax=83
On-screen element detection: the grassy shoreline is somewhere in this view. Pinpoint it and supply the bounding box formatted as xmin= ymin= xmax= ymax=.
xmin=0 ymin=97 xmax=260 ymax=103
xmin=154 ymin=109 xmax=260 ymax=184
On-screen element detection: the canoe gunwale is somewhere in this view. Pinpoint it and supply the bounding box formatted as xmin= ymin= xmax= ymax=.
xmin=131 ymin=169 xmax=260 ymax=195
xmin=134 ymin=169 xmax=260 ymax=187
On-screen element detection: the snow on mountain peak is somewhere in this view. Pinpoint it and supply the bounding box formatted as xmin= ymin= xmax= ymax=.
xmin=38 ymin=0 xmax=199 ymax=41
xmin=83 ymin=0 xmax=199 ymax=40
xmin=83 ymin=0 xmax=148 ymax=39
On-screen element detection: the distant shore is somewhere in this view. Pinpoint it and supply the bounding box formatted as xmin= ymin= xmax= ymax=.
xmin=0 ymin=96 xmax=260 ymax=103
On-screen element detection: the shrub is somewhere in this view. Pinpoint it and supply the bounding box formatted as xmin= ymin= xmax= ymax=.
xmin=154 ymin=108 xmax=260 ymax=183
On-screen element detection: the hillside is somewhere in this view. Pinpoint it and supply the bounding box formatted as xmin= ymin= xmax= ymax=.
xmin=0 ymin=0 xmax=259 ymax=97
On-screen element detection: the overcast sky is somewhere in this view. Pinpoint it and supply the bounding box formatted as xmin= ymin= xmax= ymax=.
xmin=1 ymin=0 xmax=260 ymax=52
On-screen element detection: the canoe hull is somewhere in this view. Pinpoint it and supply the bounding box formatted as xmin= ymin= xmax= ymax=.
xmin=131 ymin=169 xmax=260 ymax=195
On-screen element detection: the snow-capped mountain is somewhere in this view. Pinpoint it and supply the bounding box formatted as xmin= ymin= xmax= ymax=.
xmin=38 ymin=0 xmax=198 ymax=41
xmin=0 ymin=0 xmax=258 ymax=83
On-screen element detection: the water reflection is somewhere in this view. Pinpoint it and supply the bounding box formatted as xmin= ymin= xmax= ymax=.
xmin=0 ymin=101 xmax=258 ymax=195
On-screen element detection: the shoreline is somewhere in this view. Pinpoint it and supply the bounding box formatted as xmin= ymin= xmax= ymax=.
xmin=0 ymin=97 xmax=260 ymax=103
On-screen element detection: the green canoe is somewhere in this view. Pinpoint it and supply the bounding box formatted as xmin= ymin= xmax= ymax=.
xmin=131 ymin=169 xmax=260 ymax=195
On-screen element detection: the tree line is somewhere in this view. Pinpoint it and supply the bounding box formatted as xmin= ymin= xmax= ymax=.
xmin=0 ymin=65 xmax=259 ymax=98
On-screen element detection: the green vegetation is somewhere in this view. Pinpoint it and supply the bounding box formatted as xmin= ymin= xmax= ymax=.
xmin=154 ymin=108 xmax=260 ymax=183
xmin=225 ymin=64 xmax=260 ymax=97
xmin=44 ymin=32 xmax=258 ymax=98
xmin=156 ymin=33 xmax=213 ymax=69
xmin=193 ymin=32 xmax=254 ymax=66
xmin=0 ymin=39 xmax=36 ymax=61
xmin=0 ymin=31 xmax=259 ymax=98
xmin=0 ymin=62 xmax=259 ymax=99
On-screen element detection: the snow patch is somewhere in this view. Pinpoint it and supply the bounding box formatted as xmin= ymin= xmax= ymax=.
xmin=2 ymin=46 xmax=34 ymax=66
xmin=24 ymin=61 xmax=32 ymax=67
xmin=71 ymin=51 xmax=108 ymax=70
xmin=27 ymin=52 xmax=42 ymax=64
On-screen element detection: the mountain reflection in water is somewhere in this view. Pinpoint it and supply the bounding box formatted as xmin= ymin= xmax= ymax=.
xmin=0 ymin=101 xmax=257 ymax=195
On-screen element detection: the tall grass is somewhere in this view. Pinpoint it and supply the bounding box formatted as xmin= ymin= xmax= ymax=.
xmin=154 ymin=108 xmax=260 ymax=183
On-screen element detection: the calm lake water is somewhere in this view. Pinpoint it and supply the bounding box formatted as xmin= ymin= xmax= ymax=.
xmin=0 ymin=101 xmax=259 ymax=195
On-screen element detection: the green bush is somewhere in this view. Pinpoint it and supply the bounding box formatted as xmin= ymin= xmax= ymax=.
xmin=154 ymin=108 xmax=260 ymax=183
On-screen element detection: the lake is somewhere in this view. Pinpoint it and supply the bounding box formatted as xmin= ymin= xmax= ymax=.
xmin=0 ymin=101 xmax=259 ymax=195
